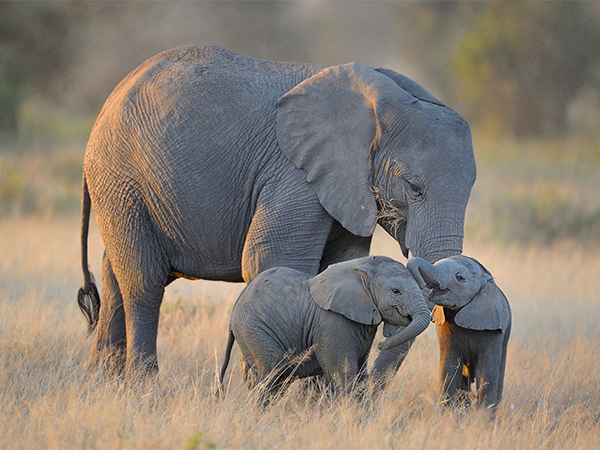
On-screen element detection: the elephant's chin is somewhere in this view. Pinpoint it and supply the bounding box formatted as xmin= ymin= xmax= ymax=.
xmin=391 ymin=315 xmax=412 ymax=327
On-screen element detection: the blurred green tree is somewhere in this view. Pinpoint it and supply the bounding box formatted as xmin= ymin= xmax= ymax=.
xmin=397 ymin=1 xmax=600 ymax=137
xmin=0 ymin=2 xmax=74 ymax=133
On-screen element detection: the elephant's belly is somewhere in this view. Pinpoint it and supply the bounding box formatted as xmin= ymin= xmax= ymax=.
xmin=168 ymin=251 xmax=245 ymax=283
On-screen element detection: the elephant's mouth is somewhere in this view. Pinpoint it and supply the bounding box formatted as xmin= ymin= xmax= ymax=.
xmin=394 ymin=314 xmax=412 ymax=327
xmin=427 ymin=282 xmax=449 ymax=300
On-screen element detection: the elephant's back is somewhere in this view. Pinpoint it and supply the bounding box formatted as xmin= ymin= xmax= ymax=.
xmin=84 ymin=44 xmax=323 ymax=218
xmin=231 ymin=267 xmax=315 ymax=350
xmin=88 ymin=46 xmax=324 ymax=143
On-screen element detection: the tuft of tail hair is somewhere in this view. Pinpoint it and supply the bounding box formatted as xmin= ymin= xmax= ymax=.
xmin=78 ymin=271 xmax=100 ymax=335
xmin=78 ymin=174 xmax=100 ymax=335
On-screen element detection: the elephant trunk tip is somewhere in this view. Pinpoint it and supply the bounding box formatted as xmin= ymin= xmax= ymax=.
xmin=378 ymin=309 xmax=431 ymax=351
xmin=407 ymin=257 xmax=430 ymax=289
xmin=77 ymin=275 xmax=100 ymax=335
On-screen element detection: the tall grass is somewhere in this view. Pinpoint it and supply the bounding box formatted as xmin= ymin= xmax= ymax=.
xmin=1 ymin=216 xmax=599 ymax=449
xmin=1 ymin=133 xmax=599 ymax=448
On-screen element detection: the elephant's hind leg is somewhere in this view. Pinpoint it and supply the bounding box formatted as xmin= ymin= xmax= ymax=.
xmin=87 ymin=253 xmax=126 ymax=374
xmin=440 ymin=355 xmax=465 ymax=406
xmin=239 ymin=340 xmax=292 ymax=405
xmin=241 ymin=354 xmax=259 ymax=389
xmin=120 ymin=264 xmax=169 ymax=376
xmin=103 ymin=222 xmax=170 ymax=375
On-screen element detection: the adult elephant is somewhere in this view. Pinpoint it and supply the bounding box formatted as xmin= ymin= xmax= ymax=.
xmin=78 ymin=46 xmax=476 ymax=375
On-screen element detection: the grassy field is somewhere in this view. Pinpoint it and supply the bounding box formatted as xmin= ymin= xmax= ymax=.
xmin=1 ymin=135 xmax=600 ymax=448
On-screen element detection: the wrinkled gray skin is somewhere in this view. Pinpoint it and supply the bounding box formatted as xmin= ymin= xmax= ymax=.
xmin=77 ymin=46 xmax=476 ymax=375
xmin=219 ymin=256 xmax=430 ymax=399
xmin=407 ymin=256 xmax=511 ymax=408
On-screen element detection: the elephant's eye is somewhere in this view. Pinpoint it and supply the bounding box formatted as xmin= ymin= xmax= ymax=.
xmin=405 ymin=177 xmax=424 ymax=198
xmin=391 ymin=288 xmax=403 ymax=295
xmin=455 ymin=273 xmax=466 ymax=282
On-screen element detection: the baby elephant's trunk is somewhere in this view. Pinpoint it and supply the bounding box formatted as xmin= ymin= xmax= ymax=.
xmin=378 ymin=304 xmax=431 ymax=351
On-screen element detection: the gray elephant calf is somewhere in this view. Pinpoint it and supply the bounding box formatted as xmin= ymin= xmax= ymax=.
xmin=408 ymin=255 xmax=511 ymax=409
xmin=219 ymin=256 xmax=430 ymax=398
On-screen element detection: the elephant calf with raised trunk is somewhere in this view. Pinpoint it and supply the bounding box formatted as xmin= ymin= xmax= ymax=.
xmin=219 ymin=256 xmax=430 ymax=400
xmin=408 ymin=255 xmax=511 ymax=409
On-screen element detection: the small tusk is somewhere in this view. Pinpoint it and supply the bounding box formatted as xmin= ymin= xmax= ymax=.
xmin=408 ymin=250 xmax=416 ymax=260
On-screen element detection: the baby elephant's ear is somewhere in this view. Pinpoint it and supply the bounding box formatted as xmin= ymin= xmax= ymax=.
xmin=309 ymin=260 xmax=382 ymax=325
xmin=454 ymin=281 xmax=510 ymax=332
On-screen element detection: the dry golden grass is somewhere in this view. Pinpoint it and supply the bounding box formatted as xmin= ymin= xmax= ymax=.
xmin=1 ymin=214 xmax=599 ymax=449
xmin=1 ymin=132 xmax=599 ymax=448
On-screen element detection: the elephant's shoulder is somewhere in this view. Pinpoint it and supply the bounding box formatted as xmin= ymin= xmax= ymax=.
xmin=248 ymin=267 xmax=309 ymax=298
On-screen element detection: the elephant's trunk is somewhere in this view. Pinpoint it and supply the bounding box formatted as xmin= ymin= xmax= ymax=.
xmin=407 ymin=257 xmax=438 ymax=289
xmin=378 ymin=303 xmax=431 ymax=351
xmin=406 ymin=208 xmax=466 ymax=264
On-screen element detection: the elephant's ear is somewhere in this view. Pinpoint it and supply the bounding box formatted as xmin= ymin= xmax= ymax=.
xmin=277 ymin=63 xmax=397 ymax=237
xmin=373 ymin=67 xmax=444 ymax=106
xmin=309 ymin=259 xmax=382 ymax=325
xmin=454 ymin=281 xmax=510 ymax=332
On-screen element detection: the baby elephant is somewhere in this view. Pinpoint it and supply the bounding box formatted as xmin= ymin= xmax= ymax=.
xmin=408 ymin=255 xmax=511 ymax=409
xmin=219 ymin=256 xmax=431 ymax=398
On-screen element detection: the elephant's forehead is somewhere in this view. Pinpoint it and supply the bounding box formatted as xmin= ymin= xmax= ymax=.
xmin=436 ymin=256 xmax=479 ymax=275
xmin=376 ymin=264 xmax=416 ymax=283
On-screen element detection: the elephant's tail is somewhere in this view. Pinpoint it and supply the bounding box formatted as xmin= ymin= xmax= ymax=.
xmin=218 ymin=329 xmax=236 ymax=397
xmin=77 ymin=174 xmax=100 ymax=335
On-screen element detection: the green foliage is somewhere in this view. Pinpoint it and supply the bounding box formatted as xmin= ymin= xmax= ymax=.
xmin=0 ymin=144 xmax=83 ymax=217
xmin=450 ymin=1 xmax=600 ymax=137
xmin=185 ymin=432 xmax=222 ymax=450
xmin=466 ymin=135 xmax=600 ymax=245
xmin=0 ymin=155 xmax=36 ymax=215
xmin=0 ymin=2 xmax=75 ymax=133
xmin=484 ymin=185 xmax=600 ymax=245
xmin=394 ymin=0 xmax=600 ymax=137
xmin=17 ymin=99 xmax=94 ymax=143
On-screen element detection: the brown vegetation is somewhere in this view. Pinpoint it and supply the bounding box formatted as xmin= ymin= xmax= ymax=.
xmin=1 ymin=135 xmax=599 ymax=448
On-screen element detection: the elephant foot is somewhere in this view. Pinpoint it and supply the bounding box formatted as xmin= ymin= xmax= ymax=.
xmin=124 ymin=351 xmax=159 ymax=379
xmin=85 ymin=347 xmax=126 ymax=377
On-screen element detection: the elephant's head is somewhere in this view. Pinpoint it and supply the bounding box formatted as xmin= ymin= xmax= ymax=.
xmin=309 ymin=256 xmax=431 ymax=350
xmin=277 ymin=64 xmax=476 ymax=263
xmin=407 ymin=255 xmax=510 ymax=331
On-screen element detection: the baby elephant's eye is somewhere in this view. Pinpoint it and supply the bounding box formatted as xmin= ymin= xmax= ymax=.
xmin=455 ymin=273 xmax=466 ymax=282
xmin=391 ymin=288 xmax=403 ymax=295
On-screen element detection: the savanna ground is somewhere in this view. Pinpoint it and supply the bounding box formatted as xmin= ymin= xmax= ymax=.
xmin=1 ymin=126 xmax=600 ymax=449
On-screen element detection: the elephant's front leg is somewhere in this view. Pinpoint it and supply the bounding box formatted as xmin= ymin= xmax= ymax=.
xmin=371 ymin=324 xmax=413 ymax=384
xmin=440 ymin=354 xmax=466 ymax=406
xmin=436 ymin=325 xmax=465 ymax=405
xmin=241 ymin=185 xmax=333 ymax=281
xmin=87 ymin=253 xmax=126 ymax=374
xmin=475 ymin=341 xmax=504 ymax=408
xmin=318 ymin=220 xmax=372 ymax=272
xmin=315 ymin=317 xmax=374 ymax=396
xmin=325 ymin=356 xmax=361 ymax=396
